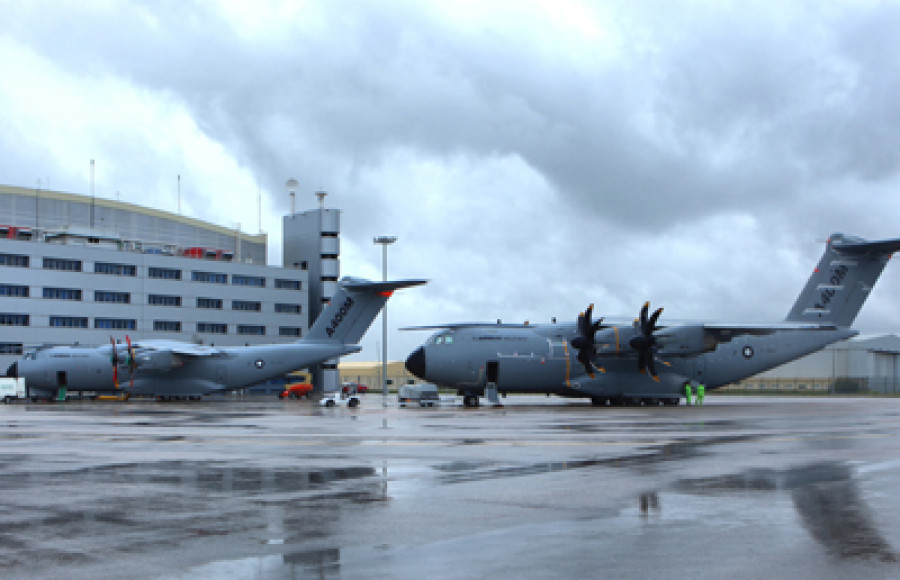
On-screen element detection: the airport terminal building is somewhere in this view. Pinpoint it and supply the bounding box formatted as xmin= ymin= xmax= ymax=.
xmin=0 ymin=183 xmax=340 ymax=387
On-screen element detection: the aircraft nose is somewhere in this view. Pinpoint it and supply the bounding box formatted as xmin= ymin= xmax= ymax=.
xmin=4 ymin=362 xmax=16 ymax=378
xmin=405 ymin=347 xmax=426 ymax=379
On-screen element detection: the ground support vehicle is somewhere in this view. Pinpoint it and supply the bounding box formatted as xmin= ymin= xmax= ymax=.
xmin=398 ymin=384 xmax=440 ymax=407
xmin=0 ymin=378 xmax=25 ymax=404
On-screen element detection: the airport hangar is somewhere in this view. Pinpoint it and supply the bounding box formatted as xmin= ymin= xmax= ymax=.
xmin=0 ymin=182 xmax=344 ymax=393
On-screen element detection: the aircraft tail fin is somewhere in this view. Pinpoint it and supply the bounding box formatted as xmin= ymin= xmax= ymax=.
xmin=785 ymin=233 xmax=900 ymax=327
xmin=306 ymin=277 xmax=427 ymax=344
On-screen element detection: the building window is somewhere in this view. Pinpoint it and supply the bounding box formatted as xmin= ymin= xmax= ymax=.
xmin=237 ymin=325 xmax=266 ymax=336
xmin=0 ymin=313 xmax=29 ymax=326
xmin=275 ymin=303 xmax=301 ymax=314
xmin=153 ymin=320 xmax=182 ymax=332
xmin=0 ymin=284 xmax=29 ymax=297
xmin=279 ymin=327 xmax=302 ymax=337
xmin=192 ymin=271 xmax=227 ymax=284
xmin=94 ymin=262 xmax=136 ymax=276
xmin=148 ymin=267 xmax=182 ymax=280
xmin=94 ymin=291 xmax=131 ymax=304
xmin=149 ymin=294 xmax=181 ymax=307
xmin=232 ymin=275 xmax=265 ymax=287
xmin=43 ymin=287 xmax=82 ymax=300
xmin=275 ymin=279 xmax=302 ymax=290
xmin=94 ymin=318 xmax=137 ymax=330
xmin=232 ymin=300 xmax=261 ymax=312
xmin=49 ymin=316 xmax=86 ymax=328
xmin=197 ymin=322 xmax=227 ymax=334
xmin=0 ymin=343 xmax=23 ymax=354
xmin=0 ymin=253 xmax=29 ymax=267
xmin=43 ymin=257 xmax=82 ymax=271
xmin=197 ymin=297 xmax=223 ymax=309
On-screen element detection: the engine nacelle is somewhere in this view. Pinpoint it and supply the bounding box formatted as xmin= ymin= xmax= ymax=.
xmin=655 ymin=325 xmax=716 ymax=356
xmin=136 ymin=350 xmax=181 ymax=371
xmin=593 ymin=327 xmax=630 ymax=354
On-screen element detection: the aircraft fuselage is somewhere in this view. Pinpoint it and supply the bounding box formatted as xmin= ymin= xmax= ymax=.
xmin=13 ymin=342 xmax=358 ymax=397
xmin=405 ymin=323 xmax=857 ymax=402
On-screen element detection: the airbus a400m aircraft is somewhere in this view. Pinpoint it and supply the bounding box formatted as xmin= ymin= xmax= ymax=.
xmin=405 ymin=233 xmax=900 ymax=407
xmin=6 ymin=277 xmax=425 ymax=400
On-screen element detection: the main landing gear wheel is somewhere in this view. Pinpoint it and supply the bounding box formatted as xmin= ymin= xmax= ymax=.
xmin=462 ymin=395 xmax=480 ymax=408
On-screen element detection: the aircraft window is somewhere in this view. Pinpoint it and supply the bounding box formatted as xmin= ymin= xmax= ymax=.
xmin=433 ymin=335 xmax=444 ymax=345
xmin=444 ymin=335 xmax=454 ymax=345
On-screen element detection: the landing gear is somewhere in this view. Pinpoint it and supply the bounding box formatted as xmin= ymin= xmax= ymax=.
xmin=462 ymin=395 xmax=480 ymax=408
xmin=591 ymin=397 xmax=610 ymax=406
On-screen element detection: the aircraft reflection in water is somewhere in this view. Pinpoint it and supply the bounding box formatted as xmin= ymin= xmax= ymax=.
xmin=6 ymin=277 xmax=425 ymax=399
xmin=405 ymin=233 xmax=900 ymax=407
xmin=676 ymin=462 xmax=896 ymax=562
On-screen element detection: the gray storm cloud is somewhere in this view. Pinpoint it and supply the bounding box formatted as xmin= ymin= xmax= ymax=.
xmin=2 ymin=1 xmax=900 ymax=359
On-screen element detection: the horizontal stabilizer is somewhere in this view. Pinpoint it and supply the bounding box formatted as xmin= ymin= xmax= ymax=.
xmin=307 ymin=277 xmax=427 ymax=344
xmin=830 ymin=235 xmax=900 ymax=255
xmin=339 ymin=277 xmax=428 ymax=294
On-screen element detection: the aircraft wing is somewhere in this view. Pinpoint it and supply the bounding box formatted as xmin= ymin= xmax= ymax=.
xmin=131 ymin=340 xmax=224 ymax=357
xmin=401 ymin=323 xmax=536 ymax=331
xmin=644 ymin=321 xmax=846 ymax=357
xmin=692 ymin=322 xmax=840 ymax=342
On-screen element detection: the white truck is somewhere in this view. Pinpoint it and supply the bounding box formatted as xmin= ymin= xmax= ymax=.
xmin=0 ymin=378 xmax=26 ymax=404
xmin=398 ymin=383 xmax=440 ymax=407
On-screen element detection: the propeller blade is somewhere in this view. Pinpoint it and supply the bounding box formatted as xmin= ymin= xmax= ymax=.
xmin=647 ymin=355 xmax=659 ymax=382
xmin=570 ymin=303 xmax=603 ymax=378
xmin=126 ymin=335 xmax=135 ymax=387
xmin=648 ymin=308 xmax=663 ymax=332
xmin=110 ymin=336 xmax=119 ymax=388
xmin=632 ymin=302 xmax=664 ymax=381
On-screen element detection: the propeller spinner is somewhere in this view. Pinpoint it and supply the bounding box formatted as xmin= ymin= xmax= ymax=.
xmin=570 ymin=304 xmax=605 ymax=378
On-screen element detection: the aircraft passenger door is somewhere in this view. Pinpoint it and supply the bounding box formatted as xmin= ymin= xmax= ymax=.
xmin=486 ymin=361 xmax=499 ymax=385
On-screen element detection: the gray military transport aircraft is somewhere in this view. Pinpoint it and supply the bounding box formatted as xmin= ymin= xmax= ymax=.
xmin=6 ymin=277 xmax=425 ymax=400
xmin=405 ymin=233 xmax=900 ymax=407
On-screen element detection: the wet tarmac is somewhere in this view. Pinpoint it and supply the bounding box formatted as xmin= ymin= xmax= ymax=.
xmin=2 ymin=395 xmax=900 ymax=579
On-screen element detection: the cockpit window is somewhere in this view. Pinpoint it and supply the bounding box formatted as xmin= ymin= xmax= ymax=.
xmin=431 ymin=333 xmax=454 ymax=345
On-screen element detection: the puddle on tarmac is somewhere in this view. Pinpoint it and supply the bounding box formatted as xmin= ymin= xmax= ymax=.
xmin=674 ymin=462 xmax=896 ymax=562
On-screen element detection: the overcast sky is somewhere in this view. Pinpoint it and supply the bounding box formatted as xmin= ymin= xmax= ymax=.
xmin=3 ymin=0 xmax=900 ymax=361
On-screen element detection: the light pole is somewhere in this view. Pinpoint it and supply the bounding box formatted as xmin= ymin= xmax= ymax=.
xmin=374 ymin=236 xmax=397 ymax=402
xmin=285 ymin=178 xmax=299 ymax=214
